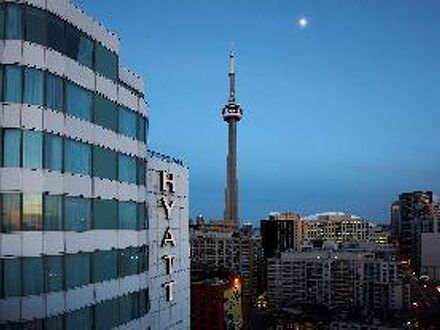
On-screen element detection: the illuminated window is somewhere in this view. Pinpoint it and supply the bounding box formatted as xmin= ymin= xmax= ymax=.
xmin=22 ymin=194 xmax=42 ymax=230
xmin=1 ymin=193 xmax=21 ymax=231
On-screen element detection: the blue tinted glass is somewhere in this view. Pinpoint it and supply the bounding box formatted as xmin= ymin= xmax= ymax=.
xmin=65 ymin=307 xmax=92 ymax=330
xmin=92 ymin=250 xmax=117 ymax=283
xmin=23 ymin=258 xmax=44 ymax=295
xmin=94 ymin=95 xmax=117 ymax=131
xmin=1 ymin=193 xmax=21 ymax=231
xmin=118 ymin=107 xmax=137 ymax=139
xmin=138 ymin=204 xmax=146 ymax=230
xmin=65 ymin=254 xmax=90 ymax=289
xmin=25 ymin=6 xmax=46 ymax=45
xmin=3 ymin=129 xmax=21 ymax=167
xmin=44 ymin=195 xmax=63 ymax=230
xmin=95 ymin=43 xmax=117 ymax=80
xmin=3 ymin=66 xmax=22 ymax=103
xmin=119 ymin=247 xmax=139 ymax=277
xmin=44 ymin=134 xmax=63 ymax=171
xmin=95 ymin=298 xmax=119 ymax=330
xmin=45 ymin=256 xmax=63 ymax=292
xmin=93 ymin=199 xmax=117 ymax=229
xmin=23 ymin=131 xmax=43 ymax=168
xmin=65 ymin=82 xmax=92 ymax=121
xmin=3 ymin=258 xmax=21 ymax=297
xmin=119 ymin=294 xmax=136 ymax=324
xmin=44 ymin=315 xmax=63 ymax=330
xmin=64 ymin=140 xmax=91 ymax=175
xmin=0 ymin=7 xmax=5 ymax=39
xmin=5 ymin=5 xmax=23 ymax=40
xmin=137 ymin=159 xmax=146 ymax=185
xmin=46 ymin=74 xmax=64 ymax=111
xmin=22 ymin=194 xmax=43 ymax=230
xmin=47 ymin=13 xmax=65 ymax=54
xmin=64 ymin=197 xmax=91 ymax=231
xmin=118 ymin=154 xmax=137 ymax=184
xmin=23 ymin=68 xmax=44 ymax=106
xmin=92 ymin=146 xmax=117 ymax=180
xmin=119 ymin=202 xmax=137 ymax=230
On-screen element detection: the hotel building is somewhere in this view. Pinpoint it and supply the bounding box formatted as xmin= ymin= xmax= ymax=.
xmin=0 ymin=1 xmax=189 ymax=328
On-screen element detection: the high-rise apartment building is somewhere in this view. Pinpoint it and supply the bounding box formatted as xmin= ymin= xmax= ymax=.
xmin=260 ymin=212 xmax=303 ymax=258
xmin=0 ymin=1 xmax=189 ymax=328
xmin=392 ymin=191 xmax=438 ymax=271
xmin=303 ymin=212 xmax=368 ymax=242
xmin=267 ymin=245 xmax=409 ymax=313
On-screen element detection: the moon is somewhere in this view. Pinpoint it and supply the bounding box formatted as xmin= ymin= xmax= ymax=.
xmin=298 ymin=17 xmax=309 ymax=28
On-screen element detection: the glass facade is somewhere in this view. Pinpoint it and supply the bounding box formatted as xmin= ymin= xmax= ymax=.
xmin=64 ymin=139 xmax=91 ymax=176
xmin=0 ymin=65 xmax=147 ymax=143
xmin=119 ymin=154 xmax=137 ymax=184
xmin=23 ymin=130 xmax=43 ymax=169
xmin=1 ymin=193 xmax=147 ymax=232
xmin=5 ymin=4 xmax=23 ymax=40
xmin=44 ymin=133 xmax=63 ymax=171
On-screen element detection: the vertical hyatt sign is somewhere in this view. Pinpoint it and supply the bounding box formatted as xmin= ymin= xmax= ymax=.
xmin=160 ymin=170 xmax=176 ymax=302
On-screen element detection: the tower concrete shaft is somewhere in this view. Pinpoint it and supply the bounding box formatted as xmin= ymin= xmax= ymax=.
xmin=222 ymin=51 xmax=243 ymax=228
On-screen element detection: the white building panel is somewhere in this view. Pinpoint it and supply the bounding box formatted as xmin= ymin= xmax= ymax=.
xmin=119 ymin=274 xmax=140 ymax=295
xmin=117 ymin=230 xmax=138 ymax=249
xmin=22 ymin=231 xmax=43 ymax=257
xmin=0 ymin=168 xmax=21 ymax=191
xmin=21 ymin=105 xmax=43 ymax=130
xmin=118 ymin=86 xmax=138 ymax=113
xmin=43 ymin=110 xmax=65 ymax=135
xmin=96 ymin=75 xmax=118 ymax=102
xmin=64 ymin=174 xmax=92 ymax=197
xmin=139 ymin=101 xmax=148 ymax=117
xmin=119 ymin=66 xmax=145 ymax=96
xmin=22 ymin=42 xmax=45 ymax=69
xmin=2 ymin=103 xmax=21 ymax=128
xmin=22 ymin=295 xmax=45 ymax=320
xmin=93 ymin=178 xmax=119 ymax=200
xmin=64 ymin=231 xmax=96 ymax=254
xmin=118 ymin=135 xmax=138 ymax=156
xmin=65 ymin=286 xmax=94 ymax=312
xmin=0 ymin=234 xmax=22 ymax=257
xmin=22 ymin=169 xmax=45 ymax=193
xmin=0 ymin=297 xmax=20 ymax=322
xmin=118 ymin=182 xmax=138 ymax=202
xmin=65 ymin=57 xmax=94 ymax=91
xmin=24 ymin=0 xmax=45 ymax=9
xmin=0 ymin=40 xmax=22 ymax=65
xmin=95 ymin=279 xmax=119 ymax=303
xmin=46 ymin=0 xmax=68 ymax=19
xmin=43 ymin=231 xmax=65 ymax=255
xmin=45 ymin=48 xmax=66 ymax=76
xmin=46 ymin=291 xmax=66 ymax=317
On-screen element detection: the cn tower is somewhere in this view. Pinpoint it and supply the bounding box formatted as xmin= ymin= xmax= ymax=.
xmin=222 ymin=50 xmax=243 ymax=229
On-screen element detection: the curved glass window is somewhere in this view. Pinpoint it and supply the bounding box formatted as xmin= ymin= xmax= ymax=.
xmin=92 ymin=146 xmax=117 ymax=181
xmin=24 ymin=67 xmax=44 ymax=106
xmin=43 ymin=195 xmax=63 ymax=230
xmin=118 ymin=154 xmax=137 ymax=184
xmin=25 ymin=6 xmax=46 ymax=45
xmin=119 ymin=247 xmax=139 ymax=277
xmin=95 ymin=42 xmax=118 ymax=80
xmin=95 ymin=95 xmax=117 ymax=131
xmin=118 ymin=202 xmax=137 ymax=230
xmin=92 ymin=250 xmax=117 ymax=283
xmin=45 ymin=256 xmax=63 ymax=292
xmin=0 ymin=7 xmax=5 ymax=40
xmin=64 ymin=140 xmax=91 ymax=176
xmin=47 ymin=13 xmax=65 ymax=54
xmin=22 ymin=194 xmax=43 ymax=230
xmin=66 ymin=24 xmax=94 ymax=68
xmin=23 ymin=258 xmax=44 ymax=295
xmin=65 ymin=254 xmax=90 ymax=289
xmin=138 ymin=204 xmax=147 ymax=230
xmin=3 ymin=258 xmax=21 ymax=297
xmin=65 ymin=307 xmax=92 ymax=330
xmin=46 ymin=73 xmax=64 ymax=111
xmin=44 ymin=134 xmax=63 ymax=171
xmin=3 ymin=129 xmax=21 ymax=167
xmin=64 ymin=197 xmax=91 ymax=231
xmin=5 ymin=4 xmax=23 ymax=40
xmin=3 ymin=65 xmax=22 ymax=103
xmin=1 ymin=193 xmax=21 ymax=232
xmin=118 ymin=106 xmax=137 ymax=139
xmin=23 ymin=130 xmax=43 ymax=169
xmin=137 ymin=159 xmax=146 ymax=185
xmin=93 ymin=199 xmax=117 ymax=229
xmin=65 ymin=82 xmax=92 ymax=121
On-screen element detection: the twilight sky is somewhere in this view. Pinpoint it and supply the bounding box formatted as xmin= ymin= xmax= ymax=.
xmin=78 ymin=0 xmax=440 ymax=224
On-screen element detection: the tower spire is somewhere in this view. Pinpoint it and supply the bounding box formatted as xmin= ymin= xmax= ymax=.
xmin=222 ymin=50 xmax=243 ymax=229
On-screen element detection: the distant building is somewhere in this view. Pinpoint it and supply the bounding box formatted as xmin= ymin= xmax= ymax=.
xmin=260 ymin=212 xmax=303 ymax=258
xmin=368 ymin=224 xmax=390 ymax=245
xmin=303 ymin=212 xmax=369 ymax=242
xmin=392 ymin=191 xmax=438 ymax=271
xmin=420 ymin=233 xmax=440 ymax=280
xmin=267 ymin=243 xmax=409 ymax=314
xmin=191 ymin=272 xmax=243 ymax=330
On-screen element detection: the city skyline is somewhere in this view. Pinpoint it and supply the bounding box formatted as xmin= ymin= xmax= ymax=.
xmin=79 ymin=0 xmax=440 ymax=223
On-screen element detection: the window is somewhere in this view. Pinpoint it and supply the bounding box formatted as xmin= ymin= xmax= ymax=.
xmin=137 ymin=159 xmax=146 ymax=185
xmin=95 ymin=298 xmax=119 ymax=330
xmin=118 ymin=107 xmax=137 ymax=139
xmin=3 ymin=65 xmax=22 ymax=103
xmin=65 ymin=82 xmax=92 ymax=121
xmin=3 ymin=258 xmax=21 ymax=297
xmin=23 ymin=258 xmax=44 ymax=295
xmin=25 ymin=6 xmax=46 ymax=45
xmin=22 ymin=194 xmax=42 ymax=230
xmin=45 ymin=256 xmax=63 ymax=292
xmin=94 ymin=95 xmax=117 ymax=131
xmin=44 ymin=315 xmax=63 ymax=330
xmin=3 ymin=129 xmax=21 ymax=167
xmin=44 ymin=134 xmax=63 ymax=171
xmin=139 ymin=288 xmax=150 ymax=315
xmin=119 ymin=202 xmax=137 ymax=230
xmin=23 ymin=130 xmax=43 ymax=168
xmin=1 ymin=193 xmax=21 ymax=231
xmin=138 ymin=116 xmax=148 ymax=143
xmin=138 ymin=203 xmax=146 ymax=230
xmin=64 ymin=140 xmax=91 ymax=176
xmin=95 ymin=42 xmax=118 ymax=80
xmin=119 ymin=247 xmax=139 ymax=277
xmin=93 ymin=199 xmax=117 ymax=229
xmin=44 ymin=195 xmax=63 ymax=230
xmin=45 ymin=73 xmax=64 ymax=111
xmin=65 ymin=307 xmax=92 ymax=330
xmin=65 ymin=254 xmax=90 ymax=289
xmin=5 ymin=4 xmax=23 ymax=40
xmin=118 ymin=154 xmax=137 ymax=184
xmin=23 ymin=67 xmax=44 ymax=106
xmin=92 ymin=146 xmax=117 ymax=180
xmin=92 ymin=250 xmax=117 ymax=283
xmin=66 ymin=24 xmax=93 ymax=68
xmin=64 ymin=197 xmax=91 ymax=231
xmin=0 ymin=6 xmax=4 ymax=40
xmin=119 ymin=293 xmax=138 ymax=324
xmin=47 ymin=13 xmax=65 ymax=54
